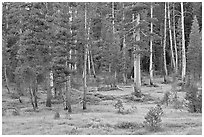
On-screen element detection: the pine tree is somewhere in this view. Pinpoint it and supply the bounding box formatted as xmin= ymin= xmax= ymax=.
xmin=187 ymin=16 xmax=202 ymax=79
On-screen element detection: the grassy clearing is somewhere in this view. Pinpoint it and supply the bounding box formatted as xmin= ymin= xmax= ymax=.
xmin=2 ymin=79 xmax=202 ymax=135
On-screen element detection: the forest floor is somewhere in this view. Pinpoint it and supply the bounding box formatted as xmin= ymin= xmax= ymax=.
xmin=2 ymin=78 xmax=202 ymax=135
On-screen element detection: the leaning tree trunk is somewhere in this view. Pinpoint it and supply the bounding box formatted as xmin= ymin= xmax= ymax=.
xmin=90 ymin=49 xmax=96 ymax=77
xmin=163 ymin=2 xmax=168 ymax=83
xmin=4 ymin=65 xmax=11 ymax=93
xmin=149 ymin=3 xmax=154 ymax=85
xmin=133 ymin=13 xmax=141 ymax=97
xmin=168 ymin=2 xmax=176 ymax=72
xmin=181 ymin=2 xmax=186 ymax=82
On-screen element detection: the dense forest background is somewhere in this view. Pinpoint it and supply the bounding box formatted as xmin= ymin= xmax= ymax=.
xmin=2 ymin=2 xmax=202 ymax=111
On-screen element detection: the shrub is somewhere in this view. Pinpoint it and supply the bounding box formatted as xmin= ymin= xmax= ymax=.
xmin=171 ymin=97 xmax=185 ymax=111
xmin=114 ymin=99 xmax=124 ymax=113
xmin=161 ymin=91 xmax=171 ymax=106
xmin=12 ymin=109 xmax=20 ymax=116
xmin=185 ymin=83 xmax=202 ymax=113
xmin=54 ymin=112 xmax=60 ymax=119
xmin=115 ymin=121 xmax=143 ymax=129
xmin=144 ymin=104 xmax=163 ymax=131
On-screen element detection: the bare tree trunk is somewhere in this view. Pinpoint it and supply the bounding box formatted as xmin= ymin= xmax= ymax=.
xmin=83 ymin=3 xmax=88 ymax=110
xmin=90 ymin=50 xmax=96 ymax=77
xmin=122 ymin=3 xmax=127 ymax=84
xmin=4 ymin=65 xmax=11 ymax=93
xmin=29 ymin=85 xmax=35 ymax=111
xmin=33 ymin=81 xmax=38 ymax=109
xmin=133 ymin=13 xmax=141 ymax=97
xmin=163 ymin=3 xmax=168 ymax=82
xmin=149 ymin=3 xmax=154 ymax=85
xmin=87 ymin=50 xmax=91 ymax=75
xmin=181 ymin=2 xmax=186 ymax=82
xmin=168 ymin=2 xmax=176 ymax=73
xmin=109 ymin=64 xmax=111 ymax=73
xmin=4 ymin=4 xmax=11 ymax=94
xmin=46 ymin=73 xmax=52 ymax=107
xmin=65 ymin=75 xmax=72 ymax=112
xmin=173 ymin=3 xmax=178 ymax=74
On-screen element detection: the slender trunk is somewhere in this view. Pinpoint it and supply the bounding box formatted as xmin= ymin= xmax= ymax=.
xmin=50 ymin=71 xmax=54 ymax=97
xmin=4 ymin=65 xmax=10 ymax=93
xmin=149 ymin=3 xmax=154 ymax=85
xmin=4 ymin=4 xmax=10 ymax=94
xmin=74 ymin=9 xmax=78 ymax=70
xmin=90 ymin=50 xmax=96 ymax=77
xmin=168 ymin=2 xmax=176 ymax=72
xmin=181 ymin=2 xmax=186 ymax=82
xmin=163 ymin=3 xmax=168 ymax=82
xmin=112 ymin=2 xmax=115 ymax=35
xmin=109 ymin=64 xmax=111 ymax=73
xmin=65 ymin=75 xmax=72 ymax=112
xmin=122 ymin=3 xmax=127 ymax=84
xmin=83 ymin=3 xmax=88 ymax=110
xmin=133 ymin=13 xmax=141 ymax=96
xmin=29 ymin=85 xmax=35 ymax=111
xmin=173 ymin=3 xmax=178 ymax=74
xmin=33 ymin=78 xmax=38 ymax=109
xmin=46 ymin=73 xmax=52 ymax=107
xmin=87 ymin=50 xmax=91 ymax=75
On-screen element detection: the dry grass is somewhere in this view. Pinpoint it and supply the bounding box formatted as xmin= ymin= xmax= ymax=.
xmin=2 ymin=79 xmax=202 ymax=135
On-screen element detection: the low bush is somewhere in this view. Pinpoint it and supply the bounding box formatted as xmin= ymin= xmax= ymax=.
xmin=143 ymin=104 xmax=163 ymax=131
xmin=114 ymin=99 xmax=137 ymax=114
xmin=185 ymin=83 xmax=202 ymax=113
xmin=114 ymin=99 xmax=124 ymax=113
xmin=115 ymin=121 xmax=143 ymax=129
xmin=161 ymin=91 xmax=171 ymax=106
xmin=12 ymin=109 xmax=20 ymax=116
xmin=54 ymin=112 xmax=60 ymax=119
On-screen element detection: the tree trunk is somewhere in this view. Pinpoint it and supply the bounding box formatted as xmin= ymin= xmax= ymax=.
xmin=4 ymin=65 xmax=11 ymax=93
xmin=87 ymin=49 xmax=91 ymax=75
xmin=181 ymin=2 xmax=186 ymax=82
xmin=65 ymin=75 xmax=72 ymax=112
xmin=149 ymin=3 xmax=154 ymax=85
xmin=46 ymin=73 xmax=52 ymax=107
xmin=163 ymin=3 xmax=168 ymax=82
xmin=83 ymin=3 xmax=88 ymax=110
xmin=122 ymin=3 xmax=127 ymax=84
xmin=90 ymin=50 xmax=96 ymax=77
xmin=168 ymin=2 xmax=176 ymax=72
xmin=133 ymin=13 xmax=141 ymax=97
xmin=173 ymin=3 xmax=178 ymax=74
xmin=33 ymin=79 xmax=38 ymax=109
xmin=29 ymin=85 xmax=35 ymax=111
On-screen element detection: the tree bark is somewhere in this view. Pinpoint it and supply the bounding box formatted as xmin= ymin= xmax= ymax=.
xmin=65 ymin=75 xmax=72 ymax=112
xmin=4 ymin=65 xmax=11 ymax=93
xmin=173 ymin=3 xmax=178 ymax=74
xmin=87 ymin=49 xmax=91 ymax=75
xmin=163 ymin=3 xmax=168 ymax=82
xmin=90 ymin=50 xmax=96 ymax=77
xmin=181 ymin=2 xmax=186 ymax=82
xmin=133 ymin=13 xmax=141 ymax=97
xmin=122 ymin=3 xmax=127 ymax=84
xmin=33 ymin=78 xmax=38 ymax=109
xmin=168 ymin=2 xmax=176 ymax=72
xmin=83 ymin=3 xmax=88 ymax=110
xmin=46 ymin=73 xmax=52 ymax=107
xmin=149 ymin=3 xmax=154 ymax=85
